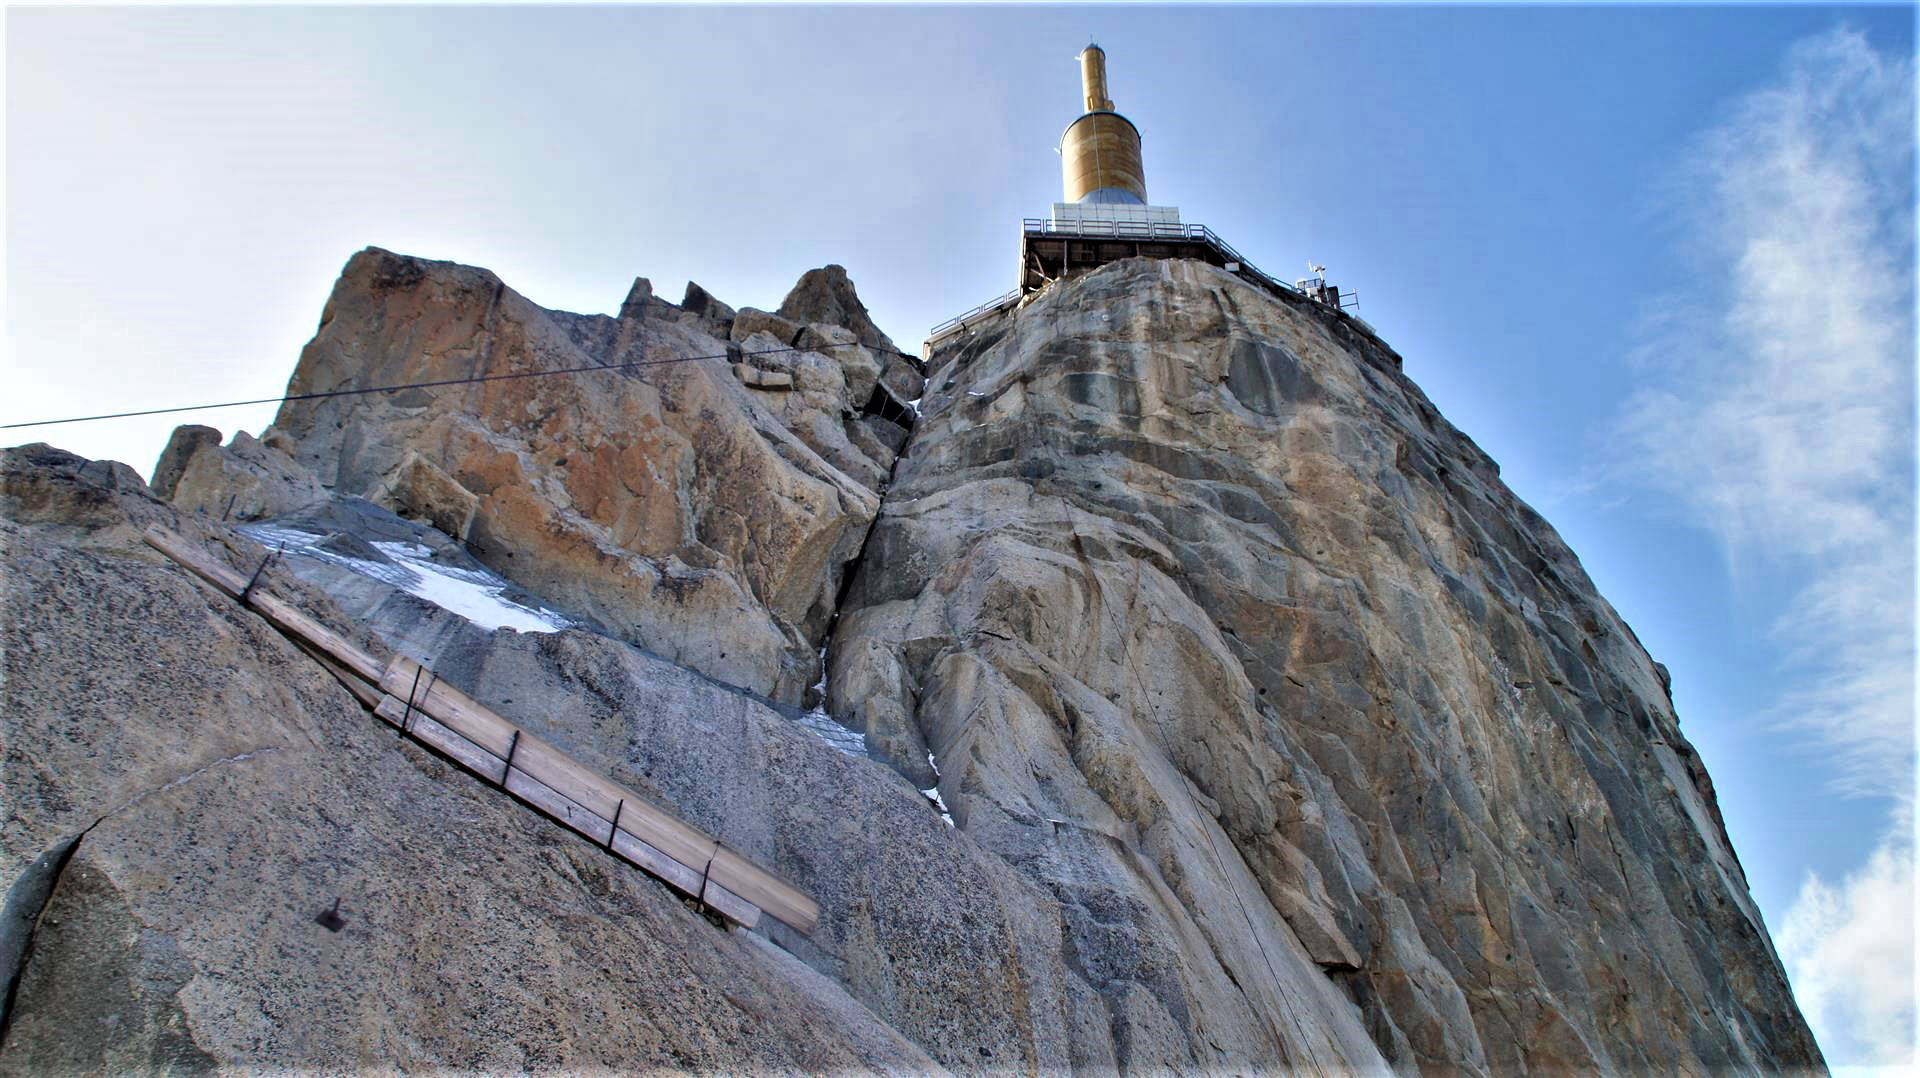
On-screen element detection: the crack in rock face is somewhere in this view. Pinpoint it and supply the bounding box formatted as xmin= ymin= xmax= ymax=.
xmin=0 ymin=831 xmax=91 ymax=1042
xmin=0 ymin=840 xmax=218 ymax=1073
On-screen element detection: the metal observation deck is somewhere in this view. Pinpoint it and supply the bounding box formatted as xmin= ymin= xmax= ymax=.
xmin=928 ymin=219 xmax=1373 ymax=349
xmin=1017 ymin=217 xmax=1272 ymax=294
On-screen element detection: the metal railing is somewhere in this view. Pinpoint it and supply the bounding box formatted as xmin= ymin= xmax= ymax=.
xmin=1022 ymin=217 xmax=1212 ymax=242
xmin=927 ymin=219 xmax=1394 ymax=360
xmin=928 ymin=287 xmax=1020 ymax=342
xmin=1017 ymin=218 xmax=1296 ymax=298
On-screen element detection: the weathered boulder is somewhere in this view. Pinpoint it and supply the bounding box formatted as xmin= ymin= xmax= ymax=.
xmin=794 ymin=321 xmax=853 ymax=353
xmin=149 ymin=424 xmax=221 ymax=500
xmin=368 ymin=449 xmax=480 ymax=541
xmin=778 ymin=264 xmax=906 ymax=361
xmin=878 ymin=352 xmax=928 ymax=407
xmin=619 ymin=276 xmax=654 ymax=318
xmin=829 ymin=257 xmax=1823 ymax=1073
xmin=732 ymin=362 xmax=795 ymax=390
xmin=730 ymin=307 xmax=804 ymax=346
xmin=158 ymin=429 xmax=329 ymax=524
xmin=243 ymin=248 xmax=907 ymax=704
xmin=848 ymin=415 xmax=909 ymax=472
xmin=798 ymin=322 xmax=885 ymax=406
xmin=680 ymin=280 xmax=736 ymax=334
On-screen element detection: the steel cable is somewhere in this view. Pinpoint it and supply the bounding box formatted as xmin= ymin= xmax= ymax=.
xmin=4 ymin=340 xmax=921 ymax=431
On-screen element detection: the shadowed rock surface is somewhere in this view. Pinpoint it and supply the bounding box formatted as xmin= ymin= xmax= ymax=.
xmin=0 ymin=445 xmax=941 ymax=1074
xmin=1 ymin=247 xmax=1822 ymax=1074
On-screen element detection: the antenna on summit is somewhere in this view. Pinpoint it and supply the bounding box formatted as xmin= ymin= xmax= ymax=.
xmin=1061 ymin=43 xmax=1135 ymax=201
xmin=1077 ymin=42 xmax=1116 ymax=115
xmin=1296 ymin=262 xmax=1355 ymax=312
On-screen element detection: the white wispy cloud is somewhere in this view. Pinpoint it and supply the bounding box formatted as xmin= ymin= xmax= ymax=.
xmin=1622 ymin=26 xmax=1914 ymax=797
xmin=1617 ymin=26 xmax=1914 ymax=1068
xmin=1778 ymin=807 xmax=1916 ymax=1069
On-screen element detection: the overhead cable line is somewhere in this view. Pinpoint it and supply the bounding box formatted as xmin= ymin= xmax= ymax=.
xmin=3 ymin=340 xmax=919 ymax=431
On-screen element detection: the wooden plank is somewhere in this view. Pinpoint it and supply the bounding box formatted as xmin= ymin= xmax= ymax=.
xmin=605 ymin=832 xmax=763 ymax=928
xmin=711 ymin=846 xmax=818 ymax=934
xmin=373 ymin=695 xmax=511 ymax=780
xmin=143 ymin=525 xmax=384 ymax=684
xmin=380 ymin=694 xmax=765 ymax=928
xmin=382 ymin=656 xmax=696 ymax=853
xmin=594 ymin=788 xmax=722 ymax=878
xmin=143 ymin=524 xmax=250 ymax=594
xmin=376 ymin=690 xmax=773 ymax=927
xmin=511 ymin=736 xmax=624 ymax=822
xmin=379 ymin=656 xmax=518 ymax=757
xmin=612 ymin=829 xmax=709 ymax=899
xmin=144 ymin=526 xmax=807 ymax=930
xmin=248 ymin=589 xmax=384 ymax=684
xmin=300 ymin=642 xmax=385 ymax=709
xmin=380 ymin=653 xmax=819 ymax=933
xmin=700 ymin=879 xmax=762 ymax=929
xmin=504 ymin=767 xmax=615 ymax=842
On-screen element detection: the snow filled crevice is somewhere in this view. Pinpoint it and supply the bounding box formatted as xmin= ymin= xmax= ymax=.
xmin=922 ymin=751 xmax=955 ymax=828
xmin=797 ymin=644 xmax=865 ymax=757
xmin=785 ymin=388 xmax=918 ymax=759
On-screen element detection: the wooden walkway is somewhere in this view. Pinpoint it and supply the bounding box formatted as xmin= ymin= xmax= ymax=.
xmin=143 ymin=525 xmax=820 ymax=935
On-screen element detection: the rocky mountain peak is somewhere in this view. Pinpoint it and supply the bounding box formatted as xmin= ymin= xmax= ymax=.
xmin=778 ymin=264 xmax=904 ymax=358
xmin=0 ymin=248 xmax=1822 ymax=1073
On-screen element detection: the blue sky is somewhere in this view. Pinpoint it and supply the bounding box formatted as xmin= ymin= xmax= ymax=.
xmin=7 ymin=4 xmax=1914 ymax=1067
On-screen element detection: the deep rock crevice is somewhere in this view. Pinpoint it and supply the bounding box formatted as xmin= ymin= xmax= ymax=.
xmin=0 ymin=825 xmax=93 ymax=1046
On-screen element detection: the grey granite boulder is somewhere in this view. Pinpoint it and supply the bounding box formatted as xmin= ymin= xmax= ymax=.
xmin=778 ymin=264 xmax=905 ymax=360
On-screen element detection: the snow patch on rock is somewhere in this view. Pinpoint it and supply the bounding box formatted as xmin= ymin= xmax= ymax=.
xmin=237 ymin=522 xmax=570 ymax=633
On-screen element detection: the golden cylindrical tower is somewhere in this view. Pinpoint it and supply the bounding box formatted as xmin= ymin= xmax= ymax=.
xmin=1060 ymin=45 xmax=1147 ymax=204
xmin=1079 ymin=46 xmax=1113 ymax=112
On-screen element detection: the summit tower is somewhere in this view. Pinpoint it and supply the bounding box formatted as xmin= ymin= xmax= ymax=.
xmin=1059 ymin=45 xmax=1148 ymax=205
xmin=1047 ymin=45 xmax=1181 ymax=236
xmin=930 ymin=44 xmax=1361 ymax=344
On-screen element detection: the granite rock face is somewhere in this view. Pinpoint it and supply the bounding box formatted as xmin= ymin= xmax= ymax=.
xmin=259 ymin=248 xmax=909 ymax=704
xmin=2 ymin=247 xmax=1822 ymax=1073
xmin=0 ymin=443 xmax=933 ymax=1068
xmin=3 ymin=443 xmax=1349 ymax=1075
xmin=148 ymin=424 xmax=221 ymax=501
xmin=828 ymin=257 xmax=1822 ymax=1072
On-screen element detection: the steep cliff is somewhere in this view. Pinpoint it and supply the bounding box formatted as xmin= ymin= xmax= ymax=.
xmin=830 ymin=257 xmax=1819 ymax=1071
xmin=0 ymin=248 xmax=1820 ymax=1073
